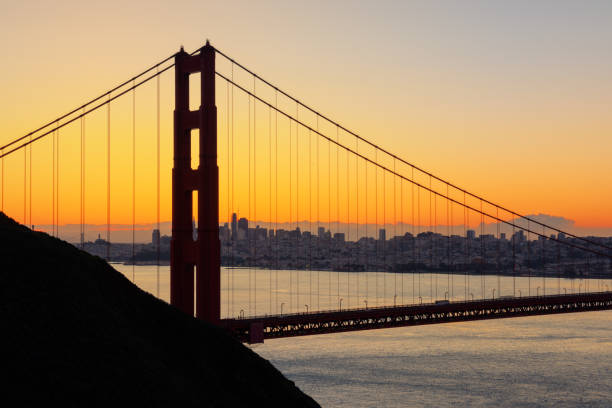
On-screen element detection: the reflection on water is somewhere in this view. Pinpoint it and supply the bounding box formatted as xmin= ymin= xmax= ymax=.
xmin=113 ymin=264 xmax=612 ymax=407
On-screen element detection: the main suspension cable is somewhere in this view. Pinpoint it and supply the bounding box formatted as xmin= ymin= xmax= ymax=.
xmin=213 ymin=47 xmax=611 ymax=253
xmin=215 ymin=70 xmax=610 ymax=259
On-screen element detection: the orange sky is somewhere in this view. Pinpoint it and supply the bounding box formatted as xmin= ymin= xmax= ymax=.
xmin=1 ymin=1 xmax=611 ymax=229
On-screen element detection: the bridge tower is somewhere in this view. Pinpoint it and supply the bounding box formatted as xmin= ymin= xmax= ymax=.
xmin=171 ymin=41 xmax=220 ymax=324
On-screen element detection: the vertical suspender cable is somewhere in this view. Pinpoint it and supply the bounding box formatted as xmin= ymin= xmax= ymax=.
xmin=481 ymin=200 xmax=484 ymax=298
xmin=248 ymin=91 xmax=252 ymax=315
xmin=429 ymin=176 xmax=433 ymax=301
xmin=365 ymin=156 xmax=368 ymax=303
xmin=295 ymin=103 xmax=299 ymax=313
xmin=80 ymin=114 xmax=83 ymax=246
xmin=497 ymin=207 xmax=501 ymax=296
xmin=83 ymin=112 xmax=85 ymax=245
xmin=418 ymin=185 xmax=421 ymax=300
xmin=464 ymin=192 xmax=468 ymax=301
xmin=512 ymin=223 xmax=516 ymax=296
xmin=52 ymin=130 xmax=55 ymax=236
xmin=132 ymin=80 xmax=136 ymax=283
xmin=434 ymin=179 xmax=437 ymax=300
xmin=1 ymin=146 xmax=3 ymax=213
xmin=274 ymin=90 xmax=278 ymax=314
xmin=355 ymin=138 xmax=359 ymax=306
xmin=383 ymin=158 xmax=386 ymax=303
xmin=29 ymin=136 xmax=32 ymax=228
xmin=394 ymin=159 xmax=397 ymax=304
xmin=226 ymin=80 xmax=231 ymax=316
xmin=107 ymin=95 xmax=111 ymax=261
xmin=375 ymin=149 xmax=378 ymax=306
xmin=57 ymin=125 xmax=60 ymax=238
xmin=401 ymin=176 xmax=404 ymax=304
xmin=336 ymin=126 xmax=340 ymax=307
xmin=232 ymin=64 xmax=236 ymax=316
xmin=156 ymin=68 xmax=161 ymax=298
xmin=269 ymin=105 xmax=273 ymax=315
xmin=24 ymin=142 xmax=26 ymax=224
xmin=411 ymin=167 xmax=415 ymax=303
xmin=448 ymin=184 xmax=451 ymax=300
xmin=527 ymin=220 xmax=531 ymax=296
xmin=288 ymin=116 xmax=291 ymax=312
xmin=316 ymin=117 xmax=320 ymax=311
xmin=328 ymin=127 xmax=331 ymax=309
xmin=542 ymin=225 xmax=546 ymax=295
xmin=253 ymin=78 xmax=257 ymax=316
xmin=309 ymin=129 xmax=312 ymax=310
xmin=346 ymin=146 xmax=349 ymax=307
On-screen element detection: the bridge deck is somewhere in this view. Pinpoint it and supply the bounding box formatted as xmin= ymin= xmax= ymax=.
xmin=221 ymin=292 xmax=612 ymax=343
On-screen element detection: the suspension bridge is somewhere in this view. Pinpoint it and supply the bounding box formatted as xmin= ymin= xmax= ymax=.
xmin=2 ymin=41 xmax=611 ymax=343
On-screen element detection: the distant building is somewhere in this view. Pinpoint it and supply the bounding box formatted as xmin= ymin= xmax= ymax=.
xmin=512 ymin=230 xmax=525 ymax=243
xmin=318 ymin=226 xmax=325 ymax=238
xmin=466 ymin=229 xmax=476 ymax=240
xmin=379 ymin=228 xmax=386 ymax=241
xmin=219 ymin=224 xmax=230 ymax=242
xmin=152 ymin=229 xmax=160 ymax=246
xmin=500 ymin=233 xmax=507 ymax=241
xmin=333 ymin=232 xmax=345 ymax=242
xmin=238 ymin=217 xmax=248 ymax=240
xmin=231 ymin=213 xmax=238 ymax=241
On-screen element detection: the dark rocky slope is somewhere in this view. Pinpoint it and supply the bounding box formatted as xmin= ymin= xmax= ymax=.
xmin=0 ymin=212 xmax=319 ymax=407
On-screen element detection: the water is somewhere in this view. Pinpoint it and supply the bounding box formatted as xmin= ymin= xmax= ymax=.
xmin=114 ymin=265 xmax=611 ymax=319
xmin=115 ymin=265 xmax=612 ymax=407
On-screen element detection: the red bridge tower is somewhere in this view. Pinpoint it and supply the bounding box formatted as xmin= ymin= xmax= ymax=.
xmin=171 ymin=42 xmax=220 ymax=324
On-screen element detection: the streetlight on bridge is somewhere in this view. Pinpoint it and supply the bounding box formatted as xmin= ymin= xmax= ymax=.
xmin=339 ymin=298 xmax=343 ymax=311
xmin=280 ymin=302 xmax=285 ymax=316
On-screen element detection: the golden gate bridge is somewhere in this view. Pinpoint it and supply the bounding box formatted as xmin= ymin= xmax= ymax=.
xmin=2 ymin=41 xmax=611 ymax=343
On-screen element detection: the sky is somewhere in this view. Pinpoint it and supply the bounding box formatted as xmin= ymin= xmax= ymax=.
xmin=1 ymin=0 xmax=611 ymax=232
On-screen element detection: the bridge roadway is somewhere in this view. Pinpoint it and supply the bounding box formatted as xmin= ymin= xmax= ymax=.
xmin=221 ymin=292 xmax=612 ymax=343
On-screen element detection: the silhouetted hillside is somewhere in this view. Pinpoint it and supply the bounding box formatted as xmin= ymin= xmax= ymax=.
xmin=0 ymin=212 xmax=319 ymax=407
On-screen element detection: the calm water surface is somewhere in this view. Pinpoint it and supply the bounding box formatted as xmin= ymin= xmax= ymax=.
xmin=115 ymin=265 xmax=612 ymax=407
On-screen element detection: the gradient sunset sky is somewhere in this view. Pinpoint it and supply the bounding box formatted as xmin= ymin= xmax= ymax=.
xmin=1 ymin=1 xmax=611 ymax=230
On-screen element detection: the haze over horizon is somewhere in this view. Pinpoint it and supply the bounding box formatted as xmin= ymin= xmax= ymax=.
xmin=31 ymin=213 xmax=612 ymax=244
xmin=2 ymin=1 xmax=611 ymax=230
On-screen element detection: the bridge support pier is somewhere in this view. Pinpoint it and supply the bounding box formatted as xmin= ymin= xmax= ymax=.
xmin=171 ymin=42 xmax=220 ymax=324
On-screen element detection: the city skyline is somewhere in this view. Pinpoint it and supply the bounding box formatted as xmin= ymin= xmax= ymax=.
xmin=2 ymin=1 xmax=612 ymax=228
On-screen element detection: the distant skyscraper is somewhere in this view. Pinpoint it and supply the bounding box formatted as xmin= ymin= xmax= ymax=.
xmin=466 ymin=229 xmax=476 ymax=240
xmin=318 ymin=226 xmax=325 ymax=238
xmin=152 ymin=229 xmax=160 ymax=246
xmin=238 ymin=217 xmax=248 ymax=240
xmin=379 ymin=228 xmax=386 ymax=241
xmin=231 ymin=213 xmax=237 ymax=241
xmin=512 ymin=230 xmax=525 ymax=243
